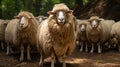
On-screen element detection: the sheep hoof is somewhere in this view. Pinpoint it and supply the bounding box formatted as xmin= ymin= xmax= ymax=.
xmin=80 ymin=49 xmax=83 ymax=52
xmin=98 ymin=51 xmax=101 ymax=53
xmin=6 ymin=52 xmax=10 ymax=55
xmin=20 ymin=57 xmax=24 ymax=61
xmin=27 ymin=57 xmax=31 ymax=61
xmin=85 ymin=50 xmax=88 ymax=52
xmin=90 ymin=50 xmax=93 ymax=53
xmin=6 ymin=53 xmax=9 ymax=55
xmin=39 ymin=61 xmax=43 ymax=67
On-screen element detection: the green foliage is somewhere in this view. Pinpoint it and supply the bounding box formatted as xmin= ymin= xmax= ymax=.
xmin=0 ymin=0 xmax=76 ymax=19
xmin=83 ymin=0 xmax=90 ymax=5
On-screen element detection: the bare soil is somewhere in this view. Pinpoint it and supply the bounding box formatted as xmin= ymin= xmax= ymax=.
xmin=0 ymin=48 xmax=120 ymax=67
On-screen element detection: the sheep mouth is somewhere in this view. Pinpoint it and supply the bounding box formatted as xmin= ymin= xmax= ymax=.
xmin=80 ymin=29 xmax=86 ymax=32
xmin=57 ymin=21 xmax=65 ymax=25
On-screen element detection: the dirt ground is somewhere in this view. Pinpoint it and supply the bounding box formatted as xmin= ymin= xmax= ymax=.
xmin=0 ymin=48 xmax=120 ymax=67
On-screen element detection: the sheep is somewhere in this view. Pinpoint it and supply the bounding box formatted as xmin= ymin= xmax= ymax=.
xmin=110 ymin=21 xmax=120 ymax=51
xmin=37 ymin=3 xmax=76 ymax=67
xmin=87 ymin=16 xmax=115 ymax=53
xmin=0 ymin=19 xmax=10 ymax=50
xmin=5 ymin=11 xmax=39 ymax=61
xmin=35 ymin=16 xmax=47 ymax=24
xmin=5 ymin=19 xmax=19 ymax=54
xmin=76 ymin=19 xmax=89 ymax=52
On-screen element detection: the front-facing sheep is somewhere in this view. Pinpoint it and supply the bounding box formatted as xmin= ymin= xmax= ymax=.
xmin=35 ymin=16 xmax=47 ymax=24
xmin=87 ymin=16 xmax=115 ymax=53
xmin=37 ymin=3 xmax=76 ymax=67
xmin=76 ymin=20 xmax=89 ymax=52
xmin=5 ymin=11 xmax=38 ymax=61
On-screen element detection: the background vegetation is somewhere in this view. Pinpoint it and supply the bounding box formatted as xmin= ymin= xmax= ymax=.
xmin=0 ymin=0 xmax=119 ymax=21
xmin=0 ymin=0 xmax=90 ymax=19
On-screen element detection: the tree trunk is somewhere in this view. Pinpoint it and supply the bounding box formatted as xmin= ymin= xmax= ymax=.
xmin=34 ymin=0 xmax=42 ymax=16
xmin=0 ymin=0 xmax=2 ymax=18
xmin=73 ymin=0 xmax=120 ymax=21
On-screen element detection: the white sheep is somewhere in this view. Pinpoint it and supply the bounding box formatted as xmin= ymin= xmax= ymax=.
xmin=87 ymin=16 xmax=115 ymax=53
xmin=110 ymin=21 xmax=120 ymax=51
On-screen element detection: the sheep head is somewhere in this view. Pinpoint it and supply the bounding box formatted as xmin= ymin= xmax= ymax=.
xmin=14 ymin=12 xmax=33 ymax=29
xmin=36 ymin=16 xmax=47 ymax=23
xmin=79 ymin=23 xmax=87 ymax=32
xmin=47 ymin=3 xmax=73 ymax=25
xmin=88 ymin=16 xmax=103 ymax=29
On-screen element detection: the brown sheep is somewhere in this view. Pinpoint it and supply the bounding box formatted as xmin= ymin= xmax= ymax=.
xmin=87 ymin=16 xmax=115 ymax=53
xmin=5 ymin=11 xmax=39 ymax=61
xmin=0 ymin=19 xmax=10 ymax=50
xmin=37 ymin=3 xmax=76 ymax=67
xmin=76 ymin=19 xmax=89 ymax=52
xmin=110 ymin=21 xmax=120 ymax=51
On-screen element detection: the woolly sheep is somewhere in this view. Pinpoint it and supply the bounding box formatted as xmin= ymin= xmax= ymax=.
xmin=76 ymin=19 xmax=89 ymax=52
xmin=87 ymin=16 xmax=115 ymax=53
xmin=5 ymin=11 xmax=39 ymax=61
xmin=110 ymin=21 xmax=120 ymax=51
xmin=0 ymin=19 xmax=10 ymax=50
xmin=35 ymin=16 xmax=47 ymax=24
xmin=37 ymin=3 xmax=76 ymax=67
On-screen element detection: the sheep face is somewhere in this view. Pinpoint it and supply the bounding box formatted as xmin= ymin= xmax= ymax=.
xmin=79 ymin=24 xmax=87 ymax=32
xmin=48 ymin=10 xmax=72 ymax=25
xmin=15 ymin=16 xmax=32 ymax=29
xmin=36 ymin=16 xmax=47 ymax=23
xmin=88 ymin=19 xmax=101 ymax=29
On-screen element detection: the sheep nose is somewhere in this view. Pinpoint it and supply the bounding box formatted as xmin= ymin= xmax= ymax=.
xmin=59 ymin=18 xmax=65 ymax=22
xmin=20 ymin=24 xmax=24 ymax=27
xmin=81 ymin=28 xmax=85 ymax=31
xmin=92 ymin=25 xmax=97 ymax=28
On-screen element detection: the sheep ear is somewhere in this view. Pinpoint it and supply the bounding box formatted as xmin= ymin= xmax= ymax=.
xmin=66 ymin=10 xmax=73 ymax=14
xmin=88 ymin=19 xmax=91 ymax=22
xmin=43 ymin=17 xmax=47 ymax=19
xmin=14 ymin=16 xmax=20 ymax=19
xmin=99 ymin=18 xmax=104 ymax=21
xmin=35 ymin=17 xmax=39 ymax=20
xmin=47 ymin=11 xmax=55 ymax=15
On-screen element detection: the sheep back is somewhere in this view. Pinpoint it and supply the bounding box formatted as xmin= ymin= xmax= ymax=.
xmin=100 ymin=20 xmax=115 ymax=43
xmin=5 ymin=19 xmax=19 ymax=45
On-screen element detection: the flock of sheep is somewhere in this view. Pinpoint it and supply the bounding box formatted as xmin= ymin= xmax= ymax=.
xmin=0 ymin=3 xmax=119 ymax=67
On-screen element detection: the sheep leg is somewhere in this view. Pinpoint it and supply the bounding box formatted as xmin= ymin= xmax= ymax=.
xmin=20 ymin=44 xmax=24 ymax=61
xmin=85 ymin=42 xmax=88 ymax=52
xmin=39 ymin=50 xmax=44 ymax=67
xmin=1 ymin=42 xmax=4 ymax=50
xmin=63 ymin=54 xmax=66 ymax=67
xmin=80 ymin=42 xmax=83 ymax=52
xmin=98 ymin=42 xmax=101 ymax=53
xmin=118 ymin=45 xmax=120 ymax=52
xmin=27 ymin=45 xmax=31 ymax=61
xmin=90 ymin=43 xmax=94 ymax=53
xmin=51 ymin=52 xmax=55 ymax=67
xmin=6 ymin=43 xmax=10 ymax=55
xmin=10 ymin=46 xmax=13 ymax=54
